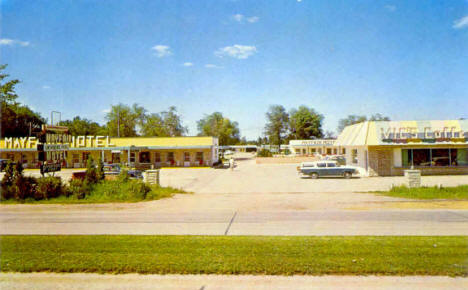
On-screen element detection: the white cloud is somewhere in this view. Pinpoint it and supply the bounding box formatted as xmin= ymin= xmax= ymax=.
xmin=232 ymin=14 xmax=244 ymax=22
xmin=232 ymin=14 xmax=259 ymax=23
xmin=384 ymin=5 xmax=396 ymax=12
xmin=151 ymin=45 xmax=172 ymax=57
xmin=247 ymin=16 xmax=259 ymax=23
xmin=0 ymin=38 xmax=30 ymax=47
xmin=204 ymin=64 xmax=223 ymax=69
xmin=183 ymin=62 xmax=194 ymax=67
xmin=102 ymin=109 xmax=111 ymax=114
xmin=215 ymin=45 xmax=257 ymax=59
xmin=42 ymin=85 xmax=51 ymax=89
xmin=453 ymin=15 xmax=468 ymax=29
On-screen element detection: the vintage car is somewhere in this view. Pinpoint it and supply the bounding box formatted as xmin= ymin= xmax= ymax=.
xmin=297 ymin=161 xmax=358 ymax=179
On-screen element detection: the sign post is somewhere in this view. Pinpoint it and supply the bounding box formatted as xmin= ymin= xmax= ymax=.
xmin=37 ymin=125 xmax=70 ymax=176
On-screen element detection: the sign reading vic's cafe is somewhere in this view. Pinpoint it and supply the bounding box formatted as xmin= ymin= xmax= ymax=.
xmin=380 ymin=126 xmax=468 ymax=144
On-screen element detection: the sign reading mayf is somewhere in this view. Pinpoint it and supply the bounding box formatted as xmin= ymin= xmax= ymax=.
xmin=4 ymin=136 xmax=115 ymax=149
xmin=381 ymin=127 xmax=466 ymax=140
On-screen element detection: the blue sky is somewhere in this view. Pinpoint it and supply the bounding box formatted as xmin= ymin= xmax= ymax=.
xmin=1 ymin=0 xmax=468 ymax=139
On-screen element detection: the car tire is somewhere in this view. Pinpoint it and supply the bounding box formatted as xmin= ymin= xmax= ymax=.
xmin=344 ymin=172 xmax=352 ymax=179
xmin=310 ymin=173 xmax=319 ymax=179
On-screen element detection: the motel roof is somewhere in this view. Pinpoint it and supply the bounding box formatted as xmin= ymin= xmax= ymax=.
xmin=335 ymin=120 xmax=468 ymax=147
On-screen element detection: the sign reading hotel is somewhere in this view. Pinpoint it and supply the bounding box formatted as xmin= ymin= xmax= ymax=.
xmin=380 ymin=127 xmax=468 ymax=144
xmin=3 ymin=135 xmax=116 ymax=149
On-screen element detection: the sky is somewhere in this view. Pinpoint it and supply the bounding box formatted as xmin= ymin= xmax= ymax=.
xmin=1 ymin=0 xmax=468 ymax=139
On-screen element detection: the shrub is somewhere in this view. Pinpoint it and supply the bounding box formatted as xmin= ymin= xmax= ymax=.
xmin=35 ymin=176 xmax=64 ymax=200
xmin=85 ymin=157 xmax=98 ymax=185
xmin=88 ymin=179 xmax=151 ymax=202
xmin=257 ymin=149 xmax=273 ymax=157
xmin=1 ymin=161 xmax=15 ymax=200
xmin=13 ymin=175 xmax=37 ymax=200
xmin=96 ymin=157 xmax=105 ymax=181
xmin=67 ymin=179 xmax=88 ymax=199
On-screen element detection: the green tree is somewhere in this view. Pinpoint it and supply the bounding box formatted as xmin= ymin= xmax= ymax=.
xmin=337 ymin=115 xmax=368 ymax=133
xmin=337 ymin=114 xmax=390 ymax=133
xmin=141 ymin=113 xmax=166 ymax=136
xmin=104 ymin=103 xmax=141 ymax=137
xmin=197 ymin=112 xmax=240 ymax=146
xmin=1 ymin=64 xmax=45 ymax=137
xmin=161 ymin=106 xmax=187 ymax=137
xmin=264 ymin=105 xmax=289 ymax=146
xmin=59 ymin=116 xmax=105 ymax=136
xmin=288 ymin=105 xmax=324 ymax=140
xmin=85 ymin=157 xmax=98 ymax=185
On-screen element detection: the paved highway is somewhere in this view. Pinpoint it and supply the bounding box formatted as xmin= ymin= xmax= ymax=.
xmin=2 ymin=208 xmax=468 ymax=235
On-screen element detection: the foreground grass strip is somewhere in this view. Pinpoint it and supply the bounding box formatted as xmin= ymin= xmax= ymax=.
xmin=374 ymin=185 xmax=468 ymax=200
xmin=1 ymin=236 xmax=467 ymax=276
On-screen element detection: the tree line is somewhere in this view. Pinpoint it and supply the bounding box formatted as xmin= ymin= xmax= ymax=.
xmin=1 ymin=64 xmax=390 ymax=146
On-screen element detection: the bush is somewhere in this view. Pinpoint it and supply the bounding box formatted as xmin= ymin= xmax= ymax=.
xmin=1 ymin=161 xmax=16 ymax=200
xmin=35 ymin=176 xmax=64 ymax=200
xmin=13 ymin=175 xmax=37 ymax=200
xmin=67 ymin=179 xmax=88 ymax=199
xmin=85 ymin=157 xmax=98 ymax=185
xmin=88 ymin=179 xmax=152 ymax=202
xmin=257 ymin=149 xmax=273 ymax=157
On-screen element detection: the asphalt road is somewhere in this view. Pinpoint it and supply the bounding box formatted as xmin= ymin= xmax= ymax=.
xmin=2 ymin=208 xmax=468 ymax=235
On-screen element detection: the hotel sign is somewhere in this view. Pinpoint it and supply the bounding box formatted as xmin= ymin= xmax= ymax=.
xmin=380 ymin=127 xmax=468 ymax=143
xmin=3 ymin=136 xmax=115 ymax=149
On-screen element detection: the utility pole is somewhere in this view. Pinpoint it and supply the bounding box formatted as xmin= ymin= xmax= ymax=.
xmin=117 ymin=107 xmax=120 ymax=138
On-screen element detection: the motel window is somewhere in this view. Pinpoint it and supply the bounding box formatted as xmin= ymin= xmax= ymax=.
xmin=352 ymin=149 xmax=358 ymax=164
xmin=7 ymin=153 xmax=15 ymax=161
xmin=311 ymin=148 xmax=316 ymax=153
xmin=139 ymin=152 xmax=150 ymax=163
xmin=327 ymin=148 xmax=332 ymax=155
xmin=129 ymin=152 xmax=136 ymax=163
xmin=333 ymin=149 xmax=337 ymax=155
xmin=72 ymin=154 xmax=80 ymax=164
xmin=155 ymin=152 xmax=161 ymax=163
xmin=342 ymin=148 xmax=346 ymax=155
xmin=295 ymin=149 xmax=301 ymax=154
xmin=318 ymin=149 xmax=322 ymax=154
xmin=196 ymin=152 xmax=204 ymax=162
xmin=112 ymin=153 xmax=120 ymax=163
xmin=82 ymin=152 xmax=90 ymax=162
xmin=184 ymin=152 xmax=190 ymax=162
xmin=167 ymin=152 xmax=174 ymax=162
xmin=302 ymin=149 xmax=306 ymax=155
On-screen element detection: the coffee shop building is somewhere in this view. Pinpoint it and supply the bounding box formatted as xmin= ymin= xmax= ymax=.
xmin=0 ymin=136 xmax=219 ymax=169
xmin=335 ymin=120 xmax=468 ymax=176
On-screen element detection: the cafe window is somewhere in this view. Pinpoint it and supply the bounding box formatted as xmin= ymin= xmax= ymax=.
xmin=402 ymin=148 xmax=468 ymax=167
xmin=184 ymin=152 xmax=190 ymax=162
xmin=155 ymin=152 xmax=161 ymax=162
xmin=167 ymin=152 xmax=174 ymax=162
xmin=412 ymin=149 xmax=431 ymax=166
xmin=196 ymin=152 xmax=204 ymax=162
xmin=431 ymin=149 xmax=450 ymax=166
xmin=352 ymin=149 xmax=358 ymax=164
xmin=139 ymin=152 xmax=150 ymax=163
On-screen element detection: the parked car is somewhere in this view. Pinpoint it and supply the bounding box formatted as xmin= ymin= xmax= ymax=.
xmin=213 ymin=160 xmax=230 ymax=169
xmin=323 ymin=155 xmax=346 ymax=166
xmin=297 ymin=161 xmax=358 ymax=179
xmin=103 ymin=164 xmax=121 ymax=176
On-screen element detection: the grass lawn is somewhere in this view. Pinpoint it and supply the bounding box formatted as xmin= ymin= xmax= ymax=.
xmin=374 ymin=185 xmax=468 ymax=200
xmin=1 ymin=235 xmax=467 ymax=276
